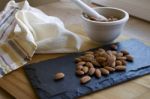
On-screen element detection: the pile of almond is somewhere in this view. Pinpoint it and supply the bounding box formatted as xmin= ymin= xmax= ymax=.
xmin=75 ymin=44 xmax=134 ymax=84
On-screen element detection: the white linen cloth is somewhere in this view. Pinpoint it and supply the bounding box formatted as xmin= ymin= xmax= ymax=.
xmin=0 ymin=0 xmax=97 ymax=77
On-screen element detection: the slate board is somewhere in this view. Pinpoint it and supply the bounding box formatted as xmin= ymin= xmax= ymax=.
xmin=24 ymin=39 xmax=150 ymax=99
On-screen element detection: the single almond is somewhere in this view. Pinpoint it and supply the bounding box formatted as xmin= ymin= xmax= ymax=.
xmin=76 ymin=70 xmax=84 ymax=76
xmin=77 ymin=61 xmax=86 ymax=65
xmin=111 ymin=61 xmax=116 ymax=67
xmin=116 ymin=52 xmax=123 ymax=57
xmin=95 ymin=69 xmax=101 ymax=78
xmin=82 ymin=66 xmax=89 ymax=74
xmin=117 ymin=57 xmax=127 ymax=60
xmin=126 ymin=55 xmax=134 ymax=62
xmin=111 ymin=44 xmax=118 ymax=50
xmin=100 ymin=68 xmax=109 ymax=75
xmin=91 ymin=60 xmax=100 ymax=66
xmin=82 ymin=56 xmax=94 ymax=62
xmin=115 ymin=66 xmax=126 ymax=71
xmin=54 ymin=72 xmax=65 ymax=80
xmin=80 ymin=76 xmax=91 ymax=84
xmin=121 ymin=50 xmax=129 ymax=55
xmin=96 ymin=57 xmax=107 ymax=63
xmin=76 ymin=65 xmax=83 ymax=70
xmin=104 ymin=66 xmax=115 ymax=72
xmin=88 ymin=67 xmax=96 ymax=76
xmin=116 ymin=60 xmax=122 ymax=66
xmin=112 ymin=51 xmax=117 ymax=55
xmin=86 ymin=62 xmax=94 ymax=68
xmin=85 ymin=54 xmax=94 ymax=58
xmin=122 ymin=60 xmax=127 ymax=65
xmin=75 ymin=58 xmax=82 ymax=63
xmin=98 ymin=48 xmax=105 ymax=52
xmin=107 ymin=50 xmax=113 ymax=55
xmin=107 ymin=56 xmax=115 ymax=66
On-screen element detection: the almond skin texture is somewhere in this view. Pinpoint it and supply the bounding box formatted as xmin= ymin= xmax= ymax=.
xmin=122 ymin=60 xmax=127 ymax=65
xmin=95 ymin=69 xmax=101 ymax=78
xmin=86 ymin=62 xmax=94 ymax=68
xmin=117 ymin=57 xmax=127 ymax=60
xmin=121 ymin=50 xmax=129 ymax=55
xmin=76 ymin=65 xmax=83 ymax=70
xmin=89 ymin=67 xmax=95 ymax=76
xmin=75 ymin=58 xmax=82 ymax=63
xmin=116 ymin=60 xmax=122 ymax=66
xmin=77 ymin=61 xmax=86 ymax=65
xmin=111 ymin=44 xmax=118 ymax=50
xmin=111 ymin=61 xmax=116 ymax=67
xmin=100 ymin=68 xmax=109 ymax=75
xmin=91 ymin=60 xmax=100 ymax=66
xmin=82 ymin=66 xmax=89 ymax=74
xmin=80 ymin=76 xmax=91 ymax=84
xmin=116 ymin=52 xmax=123 ymax=57
xmin=76 ymin=70 xmax=84 ymax=76
xmin=54 ymin=72 xmax=65 ymax=80
xmin=104 ymin=66 xmax=115 ymax=72
xmin=115 ymin=66 xmax=126 ymax=71
xmin=126 ymin=55 xmax=134 ymax=62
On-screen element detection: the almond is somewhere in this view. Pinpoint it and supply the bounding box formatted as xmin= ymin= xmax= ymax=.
xmin=104 ymin=66 xmax=115 ymax=72
xmin=82 ymin=66 xmax=89 ymax=74
xmin=111 ymin=44 xmax=118 ymax=50
xmin=80 ymin=76 xmax=91 ymax=84
xmin=54 ymin=72 xmax=65 ymax=80
xmin=96 ymin=57 xmax=107 ymax=63
xmin=116 ymin=60 xmax=122 ymax=66
xmin=115 ymin=66 xmax=126 ymax=71
xmin=100 ymin=68 xmax=109 ymax=75
xmin=75 ymin=58 xmax=82 ymax=63
xmin=117 ymin=57 xmax=127 ymax=60
xmin=112 ymin=51 xmax=117 ymax=55
xmin=111 ymin=61 xmax=116 ymax=67
xmin=85 ymin=54 xmax=94 ymax=58
xmin=91 ymin=60 xmax=100 ymax=66
xmin=82 ymin=56 xmax=94 ymax=62
xmin=122 ymin=60 xmax=127 ymax=65
xmin=121 ymin=50 xmax=129 ymax=55
xmin=76 ymin=70 xmax=84 ymax=76
xmin=76 ymin=65 xmax=83 ymax=70
xmin=98 ymin=48 xmax=105 ymax=52
xmin=77 ymin=61 xmax=86 ymax=65
xmin=95 ymin=69 xmax=101 ymax=78
xmin=86 ymin=62 xmax=94 ymax=68
xmin=107 ymin=50 xmax=113 ymax=55
xmin=126 ymin=55 xmax=134 ymax=62
xmin=107 ymin=56 xmax=115 ymax=66
xmin=116 ymin=52 xmax=123 ymax=57
xmin=88 ymin=67 xmax=95 ymax=76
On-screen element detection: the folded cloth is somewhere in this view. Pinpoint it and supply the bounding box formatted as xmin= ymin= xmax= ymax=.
xmin=0 ymin=0 xmax=98 ymax=77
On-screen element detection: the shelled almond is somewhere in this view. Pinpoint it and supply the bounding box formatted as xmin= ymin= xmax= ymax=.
xmin=54 ymin=72 xmax=65 ymax=80
xmin=74 ymin=44 xmax=134 ymax=84
xmin=80 ymin=76 xmax=91 ymax=84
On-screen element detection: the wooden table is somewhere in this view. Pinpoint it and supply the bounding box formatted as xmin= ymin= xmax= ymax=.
xmin=0 ymin=1 xmax=150 ymax=99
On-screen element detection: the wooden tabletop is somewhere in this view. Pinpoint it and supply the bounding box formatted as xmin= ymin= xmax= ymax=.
xmin=0 ymin=1 xmax=150 ymax=99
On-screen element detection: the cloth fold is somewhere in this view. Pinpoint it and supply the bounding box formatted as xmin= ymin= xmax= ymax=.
xmin=0 ymin=0 xmax=98 ymax=77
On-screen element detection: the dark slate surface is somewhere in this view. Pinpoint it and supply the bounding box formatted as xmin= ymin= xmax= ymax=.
xmin=24 ymin=39 xmax=150 ymax=99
